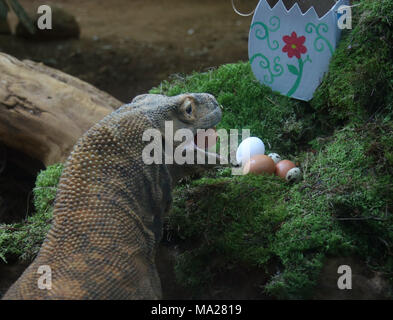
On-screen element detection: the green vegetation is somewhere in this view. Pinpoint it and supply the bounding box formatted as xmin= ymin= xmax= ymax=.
xmin=311 ymin=0 xmax=393 ymax=126
xmin=0 ymin=164 xmax=63 ymax=263
xmin=0 ymin=0 xmax=392 ymax=299
xmin=150 ymin=0 xmax=393 ymax=299
xmin=169 ymin=174 xmax=290 ymax=292
xmin=166 ymin=122 xmax=393 ymax=299
xmin=267 ymin=123 xmax=393 ymax=298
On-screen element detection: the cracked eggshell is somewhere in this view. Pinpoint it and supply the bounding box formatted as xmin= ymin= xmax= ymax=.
xmin=236 ymin=137 xmax=265 ymax=165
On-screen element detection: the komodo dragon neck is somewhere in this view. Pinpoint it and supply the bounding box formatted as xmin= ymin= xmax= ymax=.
xmin=3 ymin=93 xmax=222 ymax=300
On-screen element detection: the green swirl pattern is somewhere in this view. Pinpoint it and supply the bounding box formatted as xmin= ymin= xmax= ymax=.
xmin=305 ymin=22 xmax=334 ymax=55
xmin=250 ymin=53 xmax=283 ymax=84
xmin=251 ymin=16 xmax=281 ymax=51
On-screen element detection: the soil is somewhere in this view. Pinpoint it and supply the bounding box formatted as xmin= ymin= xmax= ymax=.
xmin=2 ymin=0 xmax=258 ymax=103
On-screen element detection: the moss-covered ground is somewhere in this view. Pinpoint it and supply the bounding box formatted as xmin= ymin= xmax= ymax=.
xmin=0 ymin=164 xmax=63 ymax=263
xmin=0 ymin=0 xmax=392 ymax=299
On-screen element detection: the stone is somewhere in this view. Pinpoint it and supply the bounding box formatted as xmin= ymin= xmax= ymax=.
xmin=15 ymin=6 xmax=80 ymax=40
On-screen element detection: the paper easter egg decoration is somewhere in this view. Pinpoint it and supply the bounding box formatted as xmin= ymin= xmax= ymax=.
xmin=248 ymin=0 xmax=349 ymax=101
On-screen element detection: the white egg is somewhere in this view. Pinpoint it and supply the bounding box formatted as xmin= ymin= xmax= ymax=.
xmin=268 ymin=153 xmax=281 ymax=164
xmin=236 ymin=137 xmax=265 ymax=165
xmin=285 ymin=167 xmax=302 ymax=183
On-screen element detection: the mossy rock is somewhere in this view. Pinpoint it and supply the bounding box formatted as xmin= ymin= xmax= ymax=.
xmin=267 ymin=122 xmax=393 ymax=298
xmin=167 ymin=121 xmax=393 ymax=299
xmin=311 ymin=0 xmax=393 ymax=126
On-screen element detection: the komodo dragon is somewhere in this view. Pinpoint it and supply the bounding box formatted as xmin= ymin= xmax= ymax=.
xmin=3 ymin=93 xmax=223 ymax=300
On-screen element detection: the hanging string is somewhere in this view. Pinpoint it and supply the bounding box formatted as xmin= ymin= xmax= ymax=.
xmin=231 ymin=0 xmax=255 ymax=17
xmin=231 ymin=0 xmax=362 ymax=16
xmin=334 ymin=2 xmax=362 ymax=13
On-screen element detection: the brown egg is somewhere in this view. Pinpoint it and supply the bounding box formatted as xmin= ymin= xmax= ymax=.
xmin=243 ymin=155 xmax=275 ymax=175
xmin=275 ymin=160 xmax=296 ymax=179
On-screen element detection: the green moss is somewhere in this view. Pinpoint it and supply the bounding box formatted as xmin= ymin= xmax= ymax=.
xmin=166 ymin=121 xmax=393 ymax=299
xmin=167 ymin=173 xmax=290 ymax=295
xmin=33 ymin=163 xmax=63 ymax=216
xmin=268 ymin=122 xmax=393 ymax=298
xmin=311 ymin=0 xmax=393 ymax=126
xmin=150 ymin=62 xmax=317 ymax=156
xmin=0 ymin=164 xmax=63 ymax=263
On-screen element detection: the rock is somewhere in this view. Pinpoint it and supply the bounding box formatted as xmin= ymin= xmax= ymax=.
xmin=0 ymin=19 xmax=10 ymax=35
xmin=0 ymin=53 xmax=122 ymax=166
xmin=15 ymin=6 xmax=80 ymax=40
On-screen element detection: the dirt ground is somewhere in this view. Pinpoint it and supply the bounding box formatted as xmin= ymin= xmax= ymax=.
xmin=2 ymin=0 xmax=259 ymax=102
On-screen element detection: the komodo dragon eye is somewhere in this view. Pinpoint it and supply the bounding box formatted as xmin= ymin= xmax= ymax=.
xmin=179 ymin=97 xmax=196 ymax=122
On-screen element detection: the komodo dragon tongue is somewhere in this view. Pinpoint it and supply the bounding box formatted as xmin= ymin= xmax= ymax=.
xmin=2 ymin=92 xmax=225 ymax=300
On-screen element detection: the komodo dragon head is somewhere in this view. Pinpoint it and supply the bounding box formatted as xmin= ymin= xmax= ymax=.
xmin=128 ymin=93 xmax=225 ymax=182
xmin=130 ymin=93 xmax=222 ymax=134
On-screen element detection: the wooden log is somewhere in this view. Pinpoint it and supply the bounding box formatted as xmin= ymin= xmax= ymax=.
xmin=0 ymin=52 xmax=122 ymax=166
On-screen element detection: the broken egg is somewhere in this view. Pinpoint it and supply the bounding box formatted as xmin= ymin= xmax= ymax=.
xmin=236 ymin=137 xmax=265 ymax=165
xmin=275 ymin=160 xmax=296 ymax=179
xmin=286 ymin=167 xmax=302 ymax=183
xmin=243 ymin=154 xmax=275 ymax=175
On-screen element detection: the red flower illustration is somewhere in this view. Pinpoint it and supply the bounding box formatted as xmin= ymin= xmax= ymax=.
xmin=282 ymin=32 xmax=307 ymax=59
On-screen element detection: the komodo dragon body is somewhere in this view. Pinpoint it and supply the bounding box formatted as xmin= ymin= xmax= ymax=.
xmin=3 ymin=93 xmax=222 ymax=300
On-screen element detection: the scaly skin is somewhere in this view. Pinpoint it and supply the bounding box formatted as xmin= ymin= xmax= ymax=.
xmin=3 ymin=93 xmax=222 ymax=300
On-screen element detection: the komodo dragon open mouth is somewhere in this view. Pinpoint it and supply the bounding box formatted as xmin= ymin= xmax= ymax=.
xmin=189 ymin=103 xmax=224 ymax=163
